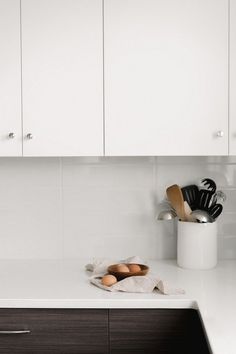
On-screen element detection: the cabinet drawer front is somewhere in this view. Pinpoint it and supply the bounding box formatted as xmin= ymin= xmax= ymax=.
xmin=110 ymin=309 xmax=210 ymax=354
xmin=0 ymin=309 xmax=108 ymax=354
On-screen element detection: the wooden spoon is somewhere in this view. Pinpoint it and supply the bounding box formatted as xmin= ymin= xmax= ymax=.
xmin=166 ymin=184 xmax=186 ymax=221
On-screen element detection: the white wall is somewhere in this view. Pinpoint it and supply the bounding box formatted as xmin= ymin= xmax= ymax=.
xmin=0 ymin=156 xmax=235 ymax=260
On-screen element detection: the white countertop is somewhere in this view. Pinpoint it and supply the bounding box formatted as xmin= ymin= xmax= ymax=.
xmin=0 ymin=259 xmax=235 ymax=354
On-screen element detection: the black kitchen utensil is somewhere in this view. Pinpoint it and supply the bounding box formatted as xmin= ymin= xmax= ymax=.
xmin=208 ymin=192 xmax=218 ymax=208
xmin=197 ymin=189 xmax=215 ymax=211
xmin=200 ymin=178 xmax=217 ymax=193
xmin=209 ymin=203 xmax=223 ymax=219
xmin=205 ymin=190 xmax=226 ymax=211
xmin=181 ymin=185 xmax=199 ymax=210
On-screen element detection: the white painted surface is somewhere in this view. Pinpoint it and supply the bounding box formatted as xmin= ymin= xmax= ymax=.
xmin=105 ymin=0 xmax=228 ymax=156
xmin=0 ymin=259 xmax=235 ymax=354
xmin=0 ymin=157 xmax=235 ymax=260
xmin=0 ymin=0 xmax=22 ymax=156
xmin=21 ymin=0 xmax=103 ymax=156
xmin=230 ymin=0 xmax=236 ymax=154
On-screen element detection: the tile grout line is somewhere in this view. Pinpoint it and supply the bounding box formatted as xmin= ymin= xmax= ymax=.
xmin=59 ymin=157 xmax=65 ymax=259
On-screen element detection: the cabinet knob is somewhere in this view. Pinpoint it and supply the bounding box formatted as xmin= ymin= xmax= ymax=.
xmin=26 ymin=133 xmax=33 ymax=140
xmin=217 ymin=131 xmax=224 ymax=138
xmin=8 ymin=132 xmax=15 ymax=139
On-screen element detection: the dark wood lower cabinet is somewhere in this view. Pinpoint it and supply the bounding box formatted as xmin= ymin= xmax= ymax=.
xmin=0 ymin=308 xmax=210 ymax=354
xmin=109 ymin=309 xmax=211 ymax=354
xmin=0 ymin=309 xmax=108 ymax=354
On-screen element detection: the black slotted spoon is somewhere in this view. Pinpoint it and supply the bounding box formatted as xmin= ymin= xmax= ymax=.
xmin=209 ymin=203 xmax=223 ymax=219
xmin=181 ymin=185 xmax=199 ymax=211
xmin=197 ymin=189 xmax=215 ymax=211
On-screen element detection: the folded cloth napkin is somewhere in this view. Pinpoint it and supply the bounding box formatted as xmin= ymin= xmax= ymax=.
xmin=86 ymin=256 xmax=185 ymax=295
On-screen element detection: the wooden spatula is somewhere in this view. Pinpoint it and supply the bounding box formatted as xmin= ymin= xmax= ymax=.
xmin=184 ymin=201 xmax=194 ymax=222
xmin=166 ymin=184 xmax=186 ymax=221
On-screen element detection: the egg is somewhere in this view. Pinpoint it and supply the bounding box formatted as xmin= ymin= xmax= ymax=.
xmin=101 ymin=274 xmax=117 ymax=287
xmin=116 ymin=264 xmax=130 ymax=273
xmin=128 ymin=264 xmax=141 ymax=273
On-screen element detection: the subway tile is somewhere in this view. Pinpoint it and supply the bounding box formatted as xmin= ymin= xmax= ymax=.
xmin=0 ymin=157 xmax=61 ymax=188
xmin=218 ymin=212 xmax=236 ymax=236
xmin=156 ymin=156 xmax=210 ymax=165
xmin=63 ymin=187 xmax=155 ymax=214
xmin=63 ymin=211 xmax=157 ymax=236
xmin=62 ymin=156 xmax=155 ymax=166
xmin=63 ymin=232 xmax=167 ymax=260
xmin=0 ymin=187 xmax=63 ymax=259
xmin=156 ymin=156 xmax=236 ymax=165
xmin=0 ymin=158 xmax=63 ymax=259
xmin=155 ymin=164 xmax=230 ymax=191
xmin=62 ymin=160 xmax=155 ymax=190
xmin=218 ymin=235 xmax=236 ymax=259
xmin=222 ymin=190 xmax=236 ymax=213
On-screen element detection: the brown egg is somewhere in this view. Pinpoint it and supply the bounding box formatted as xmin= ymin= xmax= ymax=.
xmin=128 ymin=264 xmax=141 ymax=273
xmin=116 ymin=264 xmax=130 ymax=273
xmin=101 ymin=274 xmax=117 ymax=287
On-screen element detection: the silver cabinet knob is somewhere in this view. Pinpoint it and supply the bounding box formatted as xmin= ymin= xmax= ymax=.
xmin=26 ymin=133 xmax=33 ymax=140
xmin=217 ymin=131 xmax=224 ymax=138
xmin=8 ymin=132 xmax=15 ymax=139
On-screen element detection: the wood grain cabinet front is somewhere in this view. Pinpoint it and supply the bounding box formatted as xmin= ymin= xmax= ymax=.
xmin=109 ymin=309 xmax=210 ymax=354
xmin=0 ymin=309 xmax=108 ymax=354
xmin=0 ymin=308 xmax=210 ymax=354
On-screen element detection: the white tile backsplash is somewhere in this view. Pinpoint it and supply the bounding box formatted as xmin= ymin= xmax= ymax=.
xmin=0 ymin=158 xmax=63 ymax=259
xmin=0 ymin=156 xmax=235 ymax=260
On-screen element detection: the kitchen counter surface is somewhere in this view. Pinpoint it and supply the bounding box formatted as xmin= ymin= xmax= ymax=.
xmin=0 ymin=259 xmax=235 ymax=354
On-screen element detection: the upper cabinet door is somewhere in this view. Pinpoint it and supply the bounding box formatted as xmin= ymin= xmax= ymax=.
xmin=0 ymin=0 xmax=22 ymax=156
xmin=21 ymin=0 xmax=103 ymax=156
xmin=230 ymin=0 xmax=236 ymax=155
xmin=105 ymin=0 xmax=228 ymax=156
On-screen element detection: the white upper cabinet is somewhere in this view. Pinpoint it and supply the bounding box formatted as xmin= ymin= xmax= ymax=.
xmin=21 ymin=0 xmax=103 ymax=156
xmin=0 ymin=0 xmax=231 ymax=157
xmin=230 ymin=0 xmax=236 ymax=155
xmin=104 ymin=0 xmax=229 ymax=156
xmin=0 ymin=0 xmax=21 ymax=156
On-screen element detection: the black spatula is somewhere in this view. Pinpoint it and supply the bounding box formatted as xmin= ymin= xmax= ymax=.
xmin=181 ymin=185 xmax=199 ymax=211
xmin=209 ymin=203 xmax=223 ymax=220
xmin=197 ymin=190 xmax=215 ymax=211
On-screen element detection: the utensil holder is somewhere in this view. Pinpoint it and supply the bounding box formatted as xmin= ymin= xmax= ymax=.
xmin=177 ymin=220 xmax=217 ymax=270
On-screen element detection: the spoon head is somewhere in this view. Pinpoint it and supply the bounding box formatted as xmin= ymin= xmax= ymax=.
xmin=190 ymin=210 xmax=214 ymax=223
xmin=157 ymin=210 xmax=177 ymax=221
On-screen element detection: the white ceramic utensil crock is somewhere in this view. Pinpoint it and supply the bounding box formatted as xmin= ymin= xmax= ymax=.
xmin=177 ymin=220 xmax=217 ymax=270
